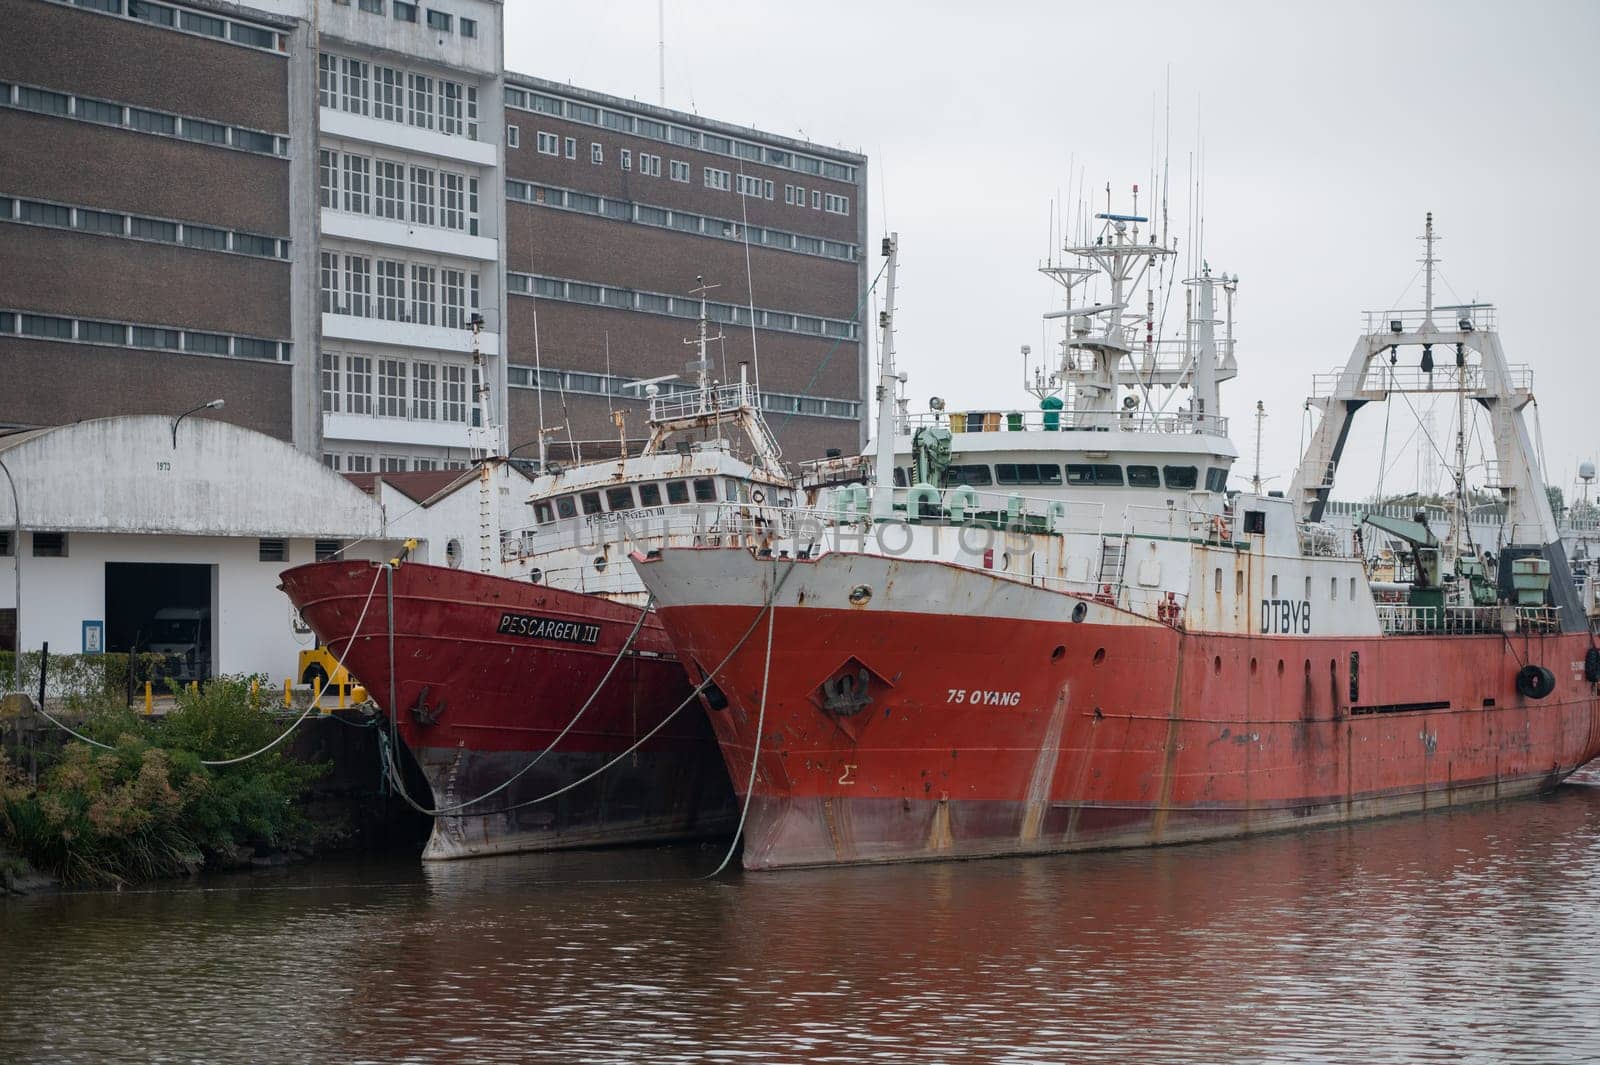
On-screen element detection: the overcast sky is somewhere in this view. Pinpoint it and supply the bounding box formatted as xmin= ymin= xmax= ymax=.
xmin=506 ymin=0 xmax=1600 ymax=502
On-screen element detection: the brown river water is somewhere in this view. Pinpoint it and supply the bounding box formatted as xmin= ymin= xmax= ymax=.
xmin=5 ymin=777 xmax=1600 ymax=1064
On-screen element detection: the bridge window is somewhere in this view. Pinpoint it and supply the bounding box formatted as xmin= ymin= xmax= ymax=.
xmin=1271 ymin=574 xmax=1279 ymax=597
xmin=1215 ymin=568 xmax=1222 ymax=594
xmin=1162 ymin=465 xmax=1198 ymax=490
xmin=941 ymin=465 xmax=993 ymax=487
xmin=666 ymin=480 xmax=689 ymax=504
xmin=580 ymin=492 xmax=603 ymax=515
xmin=1331 ymin=576 xmax=1338 ymax=600
xmin=1243 ymin=510 xmax=1266 ymax=535
xmin=1205 ymin=467 xmax=1228 ymax=492
xmin=1066 ymin=464 xmax=1124 ymax=486
xmin=1127 ymin=465 xmax=1161 ymax=487
xmin=996 ymin=463 xmax=1063 ymax=486
xmin=534 ymin=500 xmax=554 ymax=524
xmin=638 ymin=483 xmax=662 ymax=506
xmin=606 ymin=486 xmax=635 ymax=511
xmin=892 ymin=467 xmax=907 ymax=487
xmin=555 ymin=495 xmax=577 ymax=519
xmin=693 ymin=478 xmax=718 ymax=502
xmin=1305 ymin=576 xmax=1312 ymax=600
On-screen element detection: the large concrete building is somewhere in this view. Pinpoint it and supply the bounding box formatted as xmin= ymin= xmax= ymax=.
xmin=0 ymin=0 xmax=867 ymax=472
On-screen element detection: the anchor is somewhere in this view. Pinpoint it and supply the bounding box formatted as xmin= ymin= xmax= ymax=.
xmin=819 ymin=667 xmax=872 ymax=716
xmin=409 ymin=685 xmax=446 ymax=726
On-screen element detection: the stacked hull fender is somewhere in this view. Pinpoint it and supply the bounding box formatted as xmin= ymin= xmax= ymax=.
xmin=636 ymin=548 xmax=1600 ymax=870
xmin=279 ymin=560 xmax=736 ymax=859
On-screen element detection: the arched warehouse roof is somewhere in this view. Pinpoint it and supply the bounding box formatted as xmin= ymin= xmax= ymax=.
xmin=0 ymin=415 xmax=387 ymax=539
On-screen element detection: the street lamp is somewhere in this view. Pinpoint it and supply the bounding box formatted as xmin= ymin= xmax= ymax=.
xmin=0 ymin=454 xmax=19 ymax=696
xmin=171 ymin=398 xmax=225 ymax=448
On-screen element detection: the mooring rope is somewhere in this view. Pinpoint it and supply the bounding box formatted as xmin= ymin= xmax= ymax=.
xmin=379 ymin=558 xmax=798 ymax=862
xmin=378 ymin=586 xmax=657 ymax=817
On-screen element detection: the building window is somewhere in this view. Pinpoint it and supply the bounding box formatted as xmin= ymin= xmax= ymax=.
xmin=411 ymin=362 xmax=437 ymax=420
xmin=181 ymin=224 xmax=228 ymax=251
xmin=441 ymin=269 xmax=465 ymax=328
xmin=410 ymin=265 xmax=436 ymax=325
xmin=439 ymin=80 xmax=464 ymax=135
xmin=320 ymin=251 xmax=341 ymax=312
xmin=704 ymin=167 xmax=730 ymax=191
xmin=346 ymin=355 xmax=373 ymax=414
xmin=379 ymin=456 xmax=407 ymax=473
xmin=619 ymin=149 xmax=631 ymax=171
xmin=347 ymin=455 xmax=373 ymax=473
xmin=670 ymin=160 xmax=689 ymax=183
xmin=341 ymin=57 xmax=369 ymax=116
xmin=33 ymin=532 xmax=68 ymax=558
xmin=321 ymin=353 xmax=341 ymax=412
xmin=315 ymin=539 xmax=344 ymax=561
xmin=258 ymin=539 xmax=288 ymax=563
xmin=179 ymin=117 xmax=226 ymax=145
xmin=377 ymin=358 xmax=407 ymax=417
xmin=442 ymin=364 xmax=467 ymax=422
xmin=426 ymin=9 xmax=451 ymax=31
xmin=375 ymin=159 xmax=404 ymax=219
xmin=639 ymin=153 xmax=661 ymax=177
xmin=344 ymin=255 xmax=371 ymax=316
xmin=824 ymin=193 xmax=850 ymax=215
xmin=407 ymin=73 xmax=434 ymax=128
xmin=564 ymin=136 xmax=577 ymax=160
xmin=20 ymin=314 xmax=72 ymax=339
xmin=318 ymin=149 xmax=339 ymax=208
xmin=128 ymin=2 xmax=175 ymax=27
xmin=590 ymin=142 xmax=603 ymax=165
xmin=784 ymin=184 xmax=795 ymax=205
xmin=374 ymin=65 xmax=403 ymax=122
xmin=506 ymin=124 xmax=519 ymax=148
xmin=393 ymin=1 xmax=417 ymax=22
xmin=376 ymin=259 xmax=405 ymax=320
xmin=735 ymin=173 xmax=764 ymax=198
xmin=460 ymin=17 xmax=476 ymax=37
xmin=811 ymin=189 xmax=821 ymax=209
xmin=409 ymin=166 xmax=435 ymax=225
xmin=358 ymin=0 xmax=384 ymax=12
xmin=537 ymin=131 xmax=559 ymax=155
xmin=441 ymin=172 xmax=465 ymax=230
xmin=342 ymin=153 xmax=370 ymax=214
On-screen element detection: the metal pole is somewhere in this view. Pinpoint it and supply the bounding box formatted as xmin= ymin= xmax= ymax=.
xmin=385 ymin=564 xmax=397 ymax=729
xmin=0 ymin=456 xmax=19 ymax=696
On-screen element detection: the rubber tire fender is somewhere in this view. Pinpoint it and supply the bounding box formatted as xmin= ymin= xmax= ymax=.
xmin=1515 ymin=664 xmax=1556 ymax=700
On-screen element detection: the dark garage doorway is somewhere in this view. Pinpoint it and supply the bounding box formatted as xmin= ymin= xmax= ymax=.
xmin=105 ymin=562 xmax=215 ymax=680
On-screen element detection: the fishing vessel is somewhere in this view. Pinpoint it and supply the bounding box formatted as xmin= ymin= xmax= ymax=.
xmin=280 ymin=287 xmax=794 ymax=859
xmin=633 ymin=212 xmax=1600 ymax=870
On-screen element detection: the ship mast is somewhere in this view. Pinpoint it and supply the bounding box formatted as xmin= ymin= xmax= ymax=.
xmin=871 ymin=233 xmax=900 ymax=520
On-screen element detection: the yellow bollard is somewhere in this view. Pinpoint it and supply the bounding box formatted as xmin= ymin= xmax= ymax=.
xmin=144 ymin=680 xmax=153 ymax=715
xmin=283 ymin=678 xmax=291 ymax=709
xmin=189 ymin=680 xmax=198 ymax=696
xmin=338 ymin=680 xmax=347 ymax=710
xmin=351 ymin=685 xmax=367 ymax=705
xmin=312 ymin=674 xmax=322 ymax=713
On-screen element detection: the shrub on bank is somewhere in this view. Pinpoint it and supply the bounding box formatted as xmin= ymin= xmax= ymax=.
xmin=0 ymin=650 xmax=182 ymax=704
xmin=0 ymin=676 xmax=329 ymax=886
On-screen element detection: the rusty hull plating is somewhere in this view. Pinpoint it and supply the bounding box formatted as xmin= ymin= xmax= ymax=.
xmin=641 ymin=548 xmax=1600 ymax=870
xmin=279 ymin=559 xmax=736 ymax=859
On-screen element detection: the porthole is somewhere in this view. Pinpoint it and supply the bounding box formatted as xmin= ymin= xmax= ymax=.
xmin=1092 ymin=647 xmax=1106 ymax=665
xmin=445 ymin=538 xmax=462 ymax=569
xmin=1051 ymin=645 xmax=1066 ymax=662
xmin=594 ymin=555 xmax=608 ymax=572
xmin=1213 ymin=655 xmax=1222 ymax=676
xmin=1250 ymin=657 xmax=1258 ymax=675
xmin=848 ymin=584 xmax=872 ymax=606
xmin=529 ymin=567 xmax=542 ymax=584
xmin=1071 ymin=602 xmax=1089 ymax=623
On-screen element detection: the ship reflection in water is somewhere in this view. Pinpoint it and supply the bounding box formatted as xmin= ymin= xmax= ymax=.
xmin=6 ymin=779 xmax=1600 ymax=1063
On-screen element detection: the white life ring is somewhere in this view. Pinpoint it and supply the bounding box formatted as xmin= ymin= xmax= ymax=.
xmin=751 ymin=488 xmax=766 ymax=504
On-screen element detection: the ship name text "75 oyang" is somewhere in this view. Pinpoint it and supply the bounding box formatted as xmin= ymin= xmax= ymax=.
xmin=1260 ymin=599 xmax=1312 ymax=634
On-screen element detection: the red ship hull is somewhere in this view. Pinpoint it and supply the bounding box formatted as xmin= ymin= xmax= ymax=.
xmin=641 ymin=551 xmax=1600 ymax=870
xmin=279 ymin=560 xmax=736 ymax=859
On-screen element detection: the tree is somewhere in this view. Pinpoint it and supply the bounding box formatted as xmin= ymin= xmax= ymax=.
xmin=1547 ymin=484 xmax=1566 ymax=519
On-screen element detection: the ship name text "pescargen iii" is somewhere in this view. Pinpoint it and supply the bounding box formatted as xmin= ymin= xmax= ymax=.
xmin=496 ymin=613 xmax=603 ymax=645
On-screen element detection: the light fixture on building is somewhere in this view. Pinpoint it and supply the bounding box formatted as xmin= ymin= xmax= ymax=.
xmin=171 ymin=398 xmax=224 ymax=448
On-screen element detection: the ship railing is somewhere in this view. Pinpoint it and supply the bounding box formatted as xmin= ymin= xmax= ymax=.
xmin=896 ymin=408 xmax=1230 ymax=437
xmin=1362 ymin=305 xmax=1498 ymax=335
xmin=1311 ymin=362 xmax=1532 ymax=399
xmin=502 ymin=500 xmax=805 ymax=562
xmin=1375 ymin=603 xmax=1563 ymax=635
xmin=647 ymin=381 xmax=759 ymax=423
xmin=1121 ymin=503 xmax=1232 ymax=544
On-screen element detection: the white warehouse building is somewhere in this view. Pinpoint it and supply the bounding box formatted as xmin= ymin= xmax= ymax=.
xmin=0 ymin=415 xmax=401 ymax=681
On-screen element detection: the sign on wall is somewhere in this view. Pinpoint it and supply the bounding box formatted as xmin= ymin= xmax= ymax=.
xmin=82 ymin=619 xmax=104 ymax=655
